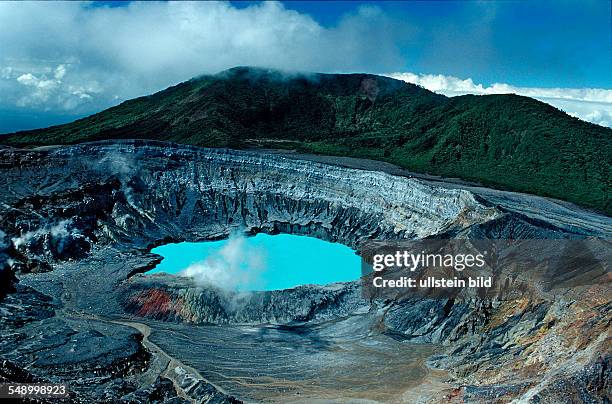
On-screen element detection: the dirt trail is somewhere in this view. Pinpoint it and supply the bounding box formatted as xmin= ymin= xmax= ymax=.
xmin=62 ymin=309 xmax=230 ymax=403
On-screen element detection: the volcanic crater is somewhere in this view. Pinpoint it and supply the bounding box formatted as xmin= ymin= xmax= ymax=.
xmin=0 ymin=140 xmax=610 ymax=403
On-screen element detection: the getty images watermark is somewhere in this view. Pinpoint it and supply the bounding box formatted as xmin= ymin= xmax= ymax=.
xmin=359 ymin=239 xmax=610 ymax=301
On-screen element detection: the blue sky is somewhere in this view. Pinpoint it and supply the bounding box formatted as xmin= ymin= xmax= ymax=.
xmin=274 ymin=0 xmax=612 ymax=89
xmin=0 ymin=0 xmax=611 ymax=133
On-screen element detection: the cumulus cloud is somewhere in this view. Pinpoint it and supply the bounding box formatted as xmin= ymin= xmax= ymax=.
xmin=1 ymin=1 xmax=609 ymax=131
xmin=0 ymin=1 xmax=402 ymax=116
xmin=388 ymin=72 xmax=612 ymax=128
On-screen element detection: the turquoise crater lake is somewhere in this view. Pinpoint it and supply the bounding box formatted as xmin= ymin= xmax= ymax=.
xmin=148 ymin=234 xmax=361 ymax=292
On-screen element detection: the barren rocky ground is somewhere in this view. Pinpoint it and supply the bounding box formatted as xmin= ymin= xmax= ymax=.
xmin=0 ymin=140 xmax=609 ymax=403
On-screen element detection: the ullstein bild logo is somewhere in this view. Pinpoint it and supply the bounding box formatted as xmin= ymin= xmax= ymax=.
xmin=359 ymin=239 xmax=611 ymax=301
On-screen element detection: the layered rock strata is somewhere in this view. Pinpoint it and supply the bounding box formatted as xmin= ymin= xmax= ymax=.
xmin=0 ymin=140 xmax=609 ymax=403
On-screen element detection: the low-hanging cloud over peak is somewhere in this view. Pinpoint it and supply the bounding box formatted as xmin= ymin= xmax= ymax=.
xmin=388 ymin=72 xmax=612 ymax=128
xmin=0 ymin=1 xmax=609 ymax=131
xmin=0 ymin=1 xmax=402 ymax=119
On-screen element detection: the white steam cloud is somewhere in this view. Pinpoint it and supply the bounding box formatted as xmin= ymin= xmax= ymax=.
xmin=11 ymin=219 xmax=72 ymax=251
xmin=0 ymin=229 xmax=11 ymax=270
xmin=388 ymin=72 xmax=612 ymax=128
xmin=181 ymin=235 xmax=267 ymax=292
xmin=0 ymin=229 xmax=8 ymax=250
xmin=94 ymin=152 xmax=155 ymax=222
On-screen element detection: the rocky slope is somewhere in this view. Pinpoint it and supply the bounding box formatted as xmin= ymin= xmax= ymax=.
xmin=0 ymin=140 xmax=609 ymax=403
xmin=2 ymin=67 xmax=611 ymax=214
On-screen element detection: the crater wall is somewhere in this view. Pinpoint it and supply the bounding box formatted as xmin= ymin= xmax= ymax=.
xmin=0 ymin=140 xmax=609 ymax=403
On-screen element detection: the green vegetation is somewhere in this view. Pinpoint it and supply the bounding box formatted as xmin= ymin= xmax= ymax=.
xmin=3 ymin=67 xmax=610 ymax=214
